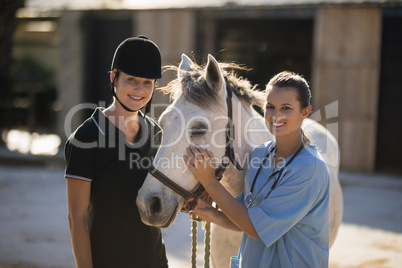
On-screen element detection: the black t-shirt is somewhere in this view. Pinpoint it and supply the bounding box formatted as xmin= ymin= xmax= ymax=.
xmin=65 ymin=108 xmax=168 ymax=268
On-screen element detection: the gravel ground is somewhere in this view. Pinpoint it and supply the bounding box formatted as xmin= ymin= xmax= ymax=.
xmin=0 ymin=165 xmax=401 ymax=268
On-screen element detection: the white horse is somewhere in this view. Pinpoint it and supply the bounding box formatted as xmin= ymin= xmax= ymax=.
xmin=136 ymin=54 xmax=343 ymax=267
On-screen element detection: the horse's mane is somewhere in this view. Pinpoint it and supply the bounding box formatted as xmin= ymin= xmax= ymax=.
xmin=160 ymin=61 xmax=266 ymax=110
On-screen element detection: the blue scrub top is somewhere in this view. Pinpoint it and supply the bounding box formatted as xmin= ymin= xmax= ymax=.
xmin=235 ymin=141 xmax=330 ymax=268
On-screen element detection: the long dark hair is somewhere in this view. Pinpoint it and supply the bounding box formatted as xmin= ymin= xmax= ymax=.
xmin=267 ymin=71 xmax=312 ymax=144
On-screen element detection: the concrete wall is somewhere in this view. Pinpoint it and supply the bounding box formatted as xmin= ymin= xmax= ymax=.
xmin=312 ymin=7 xmax=382 ymax=172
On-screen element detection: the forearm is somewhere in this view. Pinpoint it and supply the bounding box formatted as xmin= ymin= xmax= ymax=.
xmin=211 ymin=209 xmax=242 ymax=232
xmin=204 ymin=180 xmax=259 ymax=239
xmin=68 ymin=216 xmax=93 ymax=268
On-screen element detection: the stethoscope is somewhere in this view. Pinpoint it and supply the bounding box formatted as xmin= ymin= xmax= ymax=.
xmin=244 ymin=141 xmax=306 ymax=208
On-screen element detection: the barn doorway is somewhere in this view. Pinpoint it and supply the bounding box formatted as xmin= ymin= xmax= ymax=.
xmin=213 ymin=18 xmax=314 ymax=89
xmin=376 ymin=14 xmax=402 ymax=175
xmin=82 ymin=14 xmax=132 ymax=118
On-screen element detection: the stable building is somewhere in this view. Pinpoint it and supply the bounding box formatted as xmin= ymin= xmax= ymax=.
xmin=9 ymin=0 xmax=402 ymax=173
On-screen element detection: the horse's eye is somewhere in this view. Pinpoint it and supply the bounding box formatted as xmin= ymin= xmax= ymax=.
xmin=189 ymin=122 xmax=208 ymax=136
xmin=189 ymin=128 xmax=208 ymax=136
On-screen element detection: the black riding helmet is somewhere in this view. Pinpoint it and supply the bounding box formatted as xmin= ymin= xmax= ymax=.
xmin=110 ymin=35 xmax=162 ymax=113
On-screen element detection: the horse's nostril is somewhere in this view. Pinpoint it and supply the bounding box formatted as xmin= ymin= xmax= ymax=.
xmin=150 ymin=196 xmax=162 ymax=216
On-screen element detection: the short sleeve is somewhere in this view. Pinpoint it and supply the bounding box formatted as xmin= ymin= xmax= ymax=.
xmin=235 ymin=190 xmax=245 ymax=205
xmin=248 ymin=163 xmax=318 ymax=248
xmin=64 ymin=137 xmax=95 ymax=182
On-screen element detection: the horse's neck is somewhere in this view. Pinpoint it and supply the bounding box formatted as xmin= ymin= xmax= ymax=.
xmin=233 ymin=96 xmax=272 ymax=158
xmin=221 ymin=96 xmax=272 ymax=196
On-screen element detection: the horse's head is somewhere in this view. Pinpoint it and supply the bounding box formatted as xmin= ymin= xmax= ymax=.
xmin=136 ymin=54 xmax=268 ymax=228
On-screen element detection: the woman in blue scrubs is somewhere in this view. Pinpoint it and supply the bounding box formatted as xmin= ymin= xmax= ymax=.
xmin=185 ymin=71 xmax=330 ymax=267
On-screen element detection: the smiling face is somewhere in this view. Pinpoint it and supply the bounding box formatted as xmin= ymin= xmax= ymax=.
xmin=264 ymin=86 xmax=311 ymax=140
xmin=111 ymin=70 xmax=154 ymax=111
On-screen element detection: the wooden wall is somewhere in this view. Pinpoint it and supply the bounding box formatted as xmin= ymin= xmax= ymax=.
xmin=312 ymin=7 xmax=382 ymax=172
xmin=57 ymin=7 xmax=388 ymax=173
xmin=57 ymin=11 xmax=85 ymax=138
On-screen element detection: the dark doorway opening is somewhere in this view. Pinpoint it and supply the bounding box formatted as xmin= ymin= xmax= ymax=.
xmin=214 ymin=18 xmax=313 ymax=90
xmin=82 ymin=15 xmax=132 ymax=118
xmin=376 ymin=15 xmax=402 ymax=175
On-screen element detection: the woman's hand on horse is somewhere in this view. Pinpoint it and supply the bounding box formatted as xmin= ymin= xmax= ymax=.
xmin=181 ymin=196 xmax=217 ymax=222
xmin=193 ymin=198 xmax=219 ymax=223
xmin=181 ymin=191 xmax=211 ymax=214
xmin=181 ymin=197 xmax=195 ymax=214
xmin=184 ymin=145 xmax=217 ymax=187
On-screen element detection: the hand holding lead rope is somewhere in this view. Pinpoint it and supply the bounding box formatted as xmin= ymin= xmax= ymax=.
xmin=186 ymin=194 xmax=213 ymax=268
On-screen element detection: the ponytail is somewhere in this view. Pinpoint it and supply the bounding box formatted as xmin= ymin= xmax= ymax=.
xmin=301 ymin=129 xmax=311 ymax=145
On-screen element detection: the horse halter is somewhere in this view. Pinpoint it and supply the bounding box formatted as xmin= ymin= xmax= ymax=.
xmin=148 ymin=79 xmax=244 ymax=210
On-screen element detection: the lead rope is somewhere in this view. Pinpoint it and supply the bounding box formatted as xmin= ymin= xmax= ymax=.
xmin=203 ymin=221 xmax=211 ymax=268
xmin=191 ymin=220 xmax=211 ymax=268
xmin=191 ymin=220 xmax=198 ymax=268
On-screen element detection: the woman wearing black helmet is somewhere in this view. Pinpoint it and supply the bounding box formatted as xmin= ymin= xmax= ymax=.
xmin=65 ymin=36 xmax=168 ymax=268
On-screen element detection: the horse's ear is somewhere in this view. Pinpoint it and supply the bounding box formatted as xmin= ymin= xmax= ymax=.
xmin=178 ymin=54 xmax=194 ymax=80
xmin=205 ymin=54 xmax=224 ymax=95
